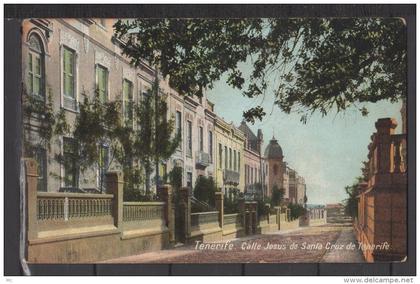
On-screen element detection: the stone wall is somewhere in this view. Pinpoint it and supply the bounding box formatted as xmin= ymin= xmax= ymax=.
xmin=25 ymin=159 xmax=172 ymax=263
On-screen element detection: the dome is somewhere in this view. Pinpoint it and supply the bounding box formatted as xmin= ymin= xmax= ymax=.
xmin=264 ymin=136 xmax=283 ymax=159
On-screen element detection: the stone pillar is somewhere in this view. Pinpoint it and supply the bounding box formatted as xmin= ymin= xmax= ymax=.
xmin=265 ymin=204 xmax=270 ymax=223
xmin=179 ymin=187 xmax=191 ymax=242
xmin=25 ymin=158 xmax=38 ymax=241
xmin=375 ymin=118 xmax=397 ymax=174
xmin=106 ymin=171 xmax=124 ymax=230
xmin=238 ymin=197 xmax=245 ymax=229
xmin=158 ymin=184 xmax=175 ymax=243
xmin=215 ymin=191 xmax=224 ymax=229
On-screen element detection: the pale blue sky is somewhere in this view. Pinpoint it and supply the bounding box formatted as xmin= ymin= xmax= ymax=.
xmin=207 ymin=62 xmax=403 ymax=205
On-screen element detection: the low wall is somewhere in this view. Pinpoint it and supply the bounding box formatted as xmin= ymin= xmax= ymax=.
xmin=27 ymin=195 xmax=169 ymax=263
xmin=278 ymin=213 xmax=300 ymax=231
xmin=25 ymin=162 xmax=172 ymax=263
xmin=188 ymin=211 xmax=223 ymax=243
xmin=222 ymin=213 xmax=245 ymax=240
xmin=308 ymin=218 xmax=327 ymax=227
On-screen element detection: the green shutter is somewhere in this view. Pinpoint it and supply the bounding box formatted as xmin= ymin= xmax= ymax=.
xmin=63 ymin=48 xmax=75 ymax=98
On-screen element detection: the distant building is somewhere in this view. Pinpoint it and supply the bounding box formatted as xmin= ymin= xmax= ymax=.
xmin=263 ymin=136 xmax=286 ymax=199
xmin=238 ymin=121 xmax=264 ymax=198
xmin=182 ymin=96 xmax=215 ymax=189
xmin=214 ymin=116 xmax=245 ymax=197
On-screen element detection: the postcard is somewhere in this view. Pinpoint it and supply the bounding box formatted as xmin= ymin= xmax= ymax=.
xmin=19 ymin=16 xmax=407 ymax=265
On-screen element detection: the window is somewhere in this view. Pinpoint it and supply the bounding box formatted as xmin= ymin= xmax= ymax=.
xmin=63 ymin=47 xmax=76 ymax=99
xmin=29 ymin=147 xmax=47 ymax=192
xmin=245 ymin=165 xmax=248 ymax=184
xmin=123 ymin=79 xmax=133 ymax=126
xmin=238 ymin=152 xmax=241 ymax=172
xmin=233 ymin=150 xmax=237 ymax=171
xmin=96 ymin=65 xmax=108 ymax=103
xmin=28 ymin=35 xmax=44 ymax=98
xmin=176 ymin=111 xmax=182 ymax=138
xmin=224 ymin=146 xmax=228 ymax=169
xmin=229 ymin=148 xmax=232 ymax=170
xmin=187 ymin=172 xmax=193 ymax=189
xmin=273 ymin=164 xmax=279 ymax=175
xmin=98 ymin=144 xmax=109 ymax=191
xmin=218 ymin=143 xmax=223 ymax=168
xmin=187 ymin=121 xmax=192 ymax=157
xmin=250 ymin=167 xmax=253 ymax=184
xmin=63 ymin=137 xmax=78 ymax=188
xmin=199 ymin=126 xmax=203 ymax=151
xmin=208 ymin=131 xmax=213 ymax=162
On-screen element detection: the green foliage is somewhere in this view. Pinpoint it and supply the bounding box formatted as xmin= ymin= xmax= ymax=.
xmin=256 ymin=199 xmax=270 ymax=217
xmin=288 ymin=203 xmax=306 ymax=220
xmin=224 ymin=188 xmax=241 ymax=214
xmin=344 ymin=177 xmax=364 ymax=218
xmin=23 ymin=90 xmax=57 ymax=151
xmin=169 ymin=166 xmax=183 ymax=191
xmin=271 ymin=185 xmax=285 ymax=207
xmin=193 ymin=176 xmax=217 ymax=207
xmin=133 ymin=78 xmax=181 ymax=195
xmin=114 ymin=18 xmax=406 ymax=123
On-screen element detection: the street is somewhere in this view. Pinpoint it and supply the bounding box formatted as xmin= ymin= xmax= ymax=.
xmin=102 ymin=220 xmax=364 ymax=263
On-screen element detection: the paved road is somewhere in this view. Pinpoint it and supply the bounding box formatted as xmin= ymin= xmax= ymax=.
xmin=103 ymin=222 xmax=364 ymax=263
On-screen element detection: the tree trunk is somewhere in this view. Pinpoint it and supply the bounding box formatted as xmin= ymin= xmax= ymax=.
xmin=145 ymin=166 xmax=151 ymax=196
xmin=154 ymin=67 xmax=160 ymax=191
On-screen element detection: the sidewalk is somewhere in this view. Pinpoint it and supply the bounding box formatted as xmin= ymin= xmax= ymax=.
xmin=321 ymin=227 xmax=365 ymax=263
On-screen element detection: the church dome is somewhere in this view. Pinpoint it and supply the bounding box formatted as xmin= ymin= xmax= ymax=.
xmin=264 ymin=137 xmax=283 ymax=159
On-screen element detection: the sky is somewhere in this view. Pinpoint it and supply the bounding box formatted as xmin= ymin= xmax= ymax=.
xmin=206 ymin=62 xmax=403 ymax=206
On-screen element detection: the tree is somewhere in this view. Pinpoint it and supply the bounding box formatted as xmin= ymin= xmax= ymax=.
xmin=193 ymin=176 xmax=217 ymax=207
xmin=271 ymin=185 xmax=285 ymax=207
xmin=114 ymin=18 xmax=406 ymax=123
xmin=133 ymin=80 xmax=181 ymax=195
xmin=54 ymin=94 xmax=122 ymax=190
xmin=344 ymin=177 xmax=364 ymax=219
xmin=288 ymin=203 xmax=306 ymax=220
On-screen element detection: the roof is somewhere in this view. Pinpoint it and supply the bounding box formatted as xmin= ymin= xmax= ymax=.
xmin=238 ymin=120 xmax=258 ymax=141
xmin=264 ymin=136 xmax=283 ymax=159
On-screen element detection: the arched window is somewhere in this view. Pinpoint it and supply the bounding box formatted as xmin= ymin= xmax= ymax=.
xmin=27 ymin=34 xmax=45 ymax=99
xmin=273 ymin=164 xmax=279 ymax=175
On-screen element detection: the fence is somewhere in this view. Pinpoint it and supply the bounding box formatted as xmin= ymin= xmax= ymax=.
xmin=25 ymin=159 xmax=171 ymax=263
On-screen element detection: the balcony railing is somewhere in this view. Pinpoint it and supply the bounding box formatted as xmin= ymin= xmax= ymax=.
xmin=364 ymin=118 xmax=407 ymax=190
xmin=223 ymin=169 xmax=240 ymax=185
xmin=195 ymin=151 xmax=210 ymax=167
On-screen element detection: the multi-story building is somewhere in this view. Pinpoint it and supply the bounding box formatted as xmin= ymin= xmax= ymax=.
xmin=22 ymin=18 xmax=216 ymax=195
xmin=182 ymin=95 xmax=215 ymax=189
xmin=288 ymin=169 xmax=306 ymax=205
xmin=214 ymin=116 xmax=245 ymax=197
xmin=238 ymin=121 xmax=264 ymax=198
xmin=22 ymin=18 xmax=159 ymax=192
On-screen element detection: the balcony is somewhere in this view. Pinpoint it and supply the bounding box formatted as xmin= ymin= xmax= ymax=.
xmin=223 ymin=169 xmax=240 ymax=185
xmin=195 ymin=151 xmax=210 ymax=167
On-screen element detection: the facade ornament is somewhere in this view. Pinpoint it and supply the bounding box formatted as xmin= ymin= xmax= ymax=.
xmin=60 ymin=29 xmax=80 ymax=52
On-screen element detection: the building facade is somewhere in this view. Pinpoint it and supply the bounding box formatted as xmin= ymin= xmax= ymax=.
xmin=214 ymin=116 xmax=245 ymax=197
xmin=263 ymin=136 xmax=286 ymax=199
xmin=22 ymin=18 xmax=161 ymax=193
xmin=22 ymin=18 xmax=217 ymax=195
xmin=238 ymin=121 xmax=264 ymax=199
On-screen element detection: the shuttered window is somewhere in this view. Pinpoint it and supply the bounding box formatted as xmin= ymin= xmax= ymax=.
xmin=96 ymin=65 xmax=108 ymax=103
xmin=123 ymin=79 xmax=133 ymax=126
xmin=63 ymin=47 xmax=75 ymax=98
